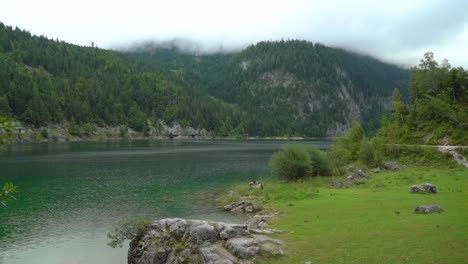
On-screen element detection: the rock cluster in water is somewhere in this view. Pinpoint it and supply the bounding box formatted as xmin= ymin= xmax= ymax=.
xmin=128 ymin=218 xmax=284 ymax=264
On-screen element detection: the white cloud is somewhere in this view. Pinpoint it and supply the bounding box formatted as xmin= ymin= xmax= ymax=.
xmin=1 ymin=0 xmax=467 ymax=67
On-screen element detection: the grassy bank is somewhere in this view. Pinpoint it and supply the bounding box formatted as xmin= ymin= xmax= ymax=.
xmin=222 ymin=166 xmax=468 ymax=263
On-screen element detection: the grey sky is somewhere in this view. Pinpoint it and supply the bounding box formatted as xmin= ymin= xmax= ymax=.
xmin=1 ymin=0 xmax=467 ymax=67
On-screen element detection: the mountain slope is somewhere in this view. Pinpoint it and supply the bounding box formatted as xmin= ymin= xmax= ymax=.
xmin=0 ymin=22 xmax=243 ymax=135
xmin=127 ymin=40 xmax=409 ymax=136
xmin=0 ymin=22 xmax=410 ymax=137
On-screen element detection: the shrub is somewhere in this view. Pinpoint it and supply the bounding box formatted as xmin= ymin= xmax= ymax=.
xmin=40 ymin=128 xmax=48 ymax=138
xmin=359 ymin=137 xmax=384 ymax=167
xmin=307 ymin=146 xmax=331 ymax=176
xmin=270 ymin=145 xmax=312 ymax=181
xmin=81 ymin=123 xmax=96 ymax=137
xmin=107 ymin=218 xmax=149 ymax=248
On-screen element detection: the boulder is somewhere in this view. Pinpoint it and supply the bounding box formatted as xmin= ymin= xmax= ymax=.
xmin=414 ymin=205 xmax=443 ymax=214
xmin=328 ymin=180 xmax=344 ymax=188
xmin=224 ymin=201 xmax=261 ymax=213
xmin=345 ymin=169 xmax=369 ymax=184
xmin=383 ymin=161 xmax=399 ymax=171
xmin=249 ymin=181 xmax=264 ymax=189
xmin=226 ymin=237 xmax=259 ymax=259
xmin=128 ymin=218 xmax=284 ymax=264
xmin=216 ymin=222 xmax=249 ymax=240
xmin=190 ymin=223 xmax=219 ymax=244
xmin=410 ymin=183 xmax=437 ymax=194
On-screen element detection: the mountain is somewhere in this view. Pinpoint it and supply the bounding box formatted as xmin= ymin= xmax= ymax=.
xmin=0 ymin=22 xmax=409 ymax=137
xmin=126 ymin=40 xmax=409 ymax=136
xmin=0 ymin=22 xmax=242 ymax=136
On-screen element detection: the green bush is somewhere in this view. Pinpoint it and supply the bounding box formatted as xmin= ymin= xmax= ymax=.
xmin=69 ymin=118 xmax=81 ymax=136
xmin=359 ymin=137 xmax=384 ymax=167
xmin=82 ymin=123 xmax=96 ymax=136
xmin=270 ymin=145 xmax=312 ymax=181
xmin=307 ymin=146 xmax=331 ymax=176
xmin=40 ymin=128 xmax=48 ymax=138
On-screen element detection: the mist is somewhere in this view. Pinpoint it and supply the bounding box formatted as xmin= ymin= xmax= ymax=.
xmin=1 ymin=0 xmax=467 ymax=67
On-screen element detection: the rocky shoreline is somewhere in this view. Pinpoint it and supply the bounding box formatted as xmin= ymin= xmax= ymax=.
xmin=128 ymin=217 xmax=285 ymax=264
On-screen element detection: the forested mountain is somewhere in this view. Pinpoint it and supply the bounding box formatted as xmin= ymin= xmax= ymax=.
xmin=0 ymin=22 xmax=242 ymax=135
xmin=0 ymin=22 xmax=410 ymax=137
xmin=127 ymin=40 xmax=409 ymax=136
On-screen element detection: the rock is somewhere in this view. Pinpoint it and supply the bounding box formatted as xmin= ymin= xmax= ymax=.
xmin=224 ymin=201 xmax=261 ymax=213
xmin=253 ymin=234 xmax=284 ymax=256
xmin=244 ymin=212 xmax=281 ymax=229
xmin=414 ymin=205 xmax=443 ymax=214
xmin=410 ymin=183 xmax=437 ymax=194
xmin=328 ymin=180 xmax=344 ymax=188
xmin=226 ymin=237 xmax=259 ymax=259
xmin=128 ymin=218 xmax=284 ymax=264
xmin=190 ymin=223 xmax=219 ymax=244
xmin=345 ymin=169 xmax=369 ymax=184
xmin=373 ymin=167 xmax=381 ymax=173
xmin=199 ymin=243 xmax=236 ymax=264
xmin=216 ymin=222 xmax=249 ymax=240
xmin=383 ymin=161 xmax=399 ymax=171
xmin=249 ymin=181 xmax=264 ymax=189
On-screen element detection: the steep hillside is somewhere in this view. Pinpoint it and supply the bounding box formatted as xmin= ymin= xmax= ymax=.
xmin=127 ymin=40 xmax=410 ymax=136
xmin=0 ymin=22 xmax=243 ymax=136
xmin=0 ymin=22 xmax=410 ymax=138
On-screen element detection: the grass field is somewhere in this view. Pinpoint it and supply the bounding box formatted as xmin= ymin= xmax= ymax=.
xmin=223 ymin=166 xmax=468 ymax=264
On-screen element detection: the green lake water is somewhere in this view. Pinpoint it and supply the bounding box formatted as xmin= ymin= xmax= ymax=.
xmin=0 ymin=139 xmax=332 ymax=264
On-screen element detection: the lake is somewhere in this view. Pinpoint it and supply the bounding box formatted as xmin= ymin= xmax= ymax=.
xmin=0 ymin=139 xmax=332 ymax=264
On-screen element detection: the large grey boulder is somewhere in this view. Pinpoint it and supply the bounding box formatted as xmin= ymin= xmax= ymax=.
xmin=226 ymin=237 xmax=259 ymax=259
xmin=190 ymin=223 xmax=219 ymax=244
xmin=217 ymin=222 xmax=249 ymax=240
xmin=414 ymin=205 xmax=443 ymax=214
xmin=128 ymin=218 xmax=284 ymax=264
xmin=410 ymin=183 xmax=437 ymax=194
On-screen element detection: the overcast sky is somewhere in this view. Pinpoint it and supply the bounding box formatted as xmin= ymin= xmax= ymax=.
xmin=1 ymin=0 xmax=467 ymax=67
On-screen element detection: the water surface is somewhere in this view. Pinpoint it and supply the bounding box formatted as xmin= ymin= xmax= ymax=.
xmin=0 ymin=139 xmax=331 ymax=264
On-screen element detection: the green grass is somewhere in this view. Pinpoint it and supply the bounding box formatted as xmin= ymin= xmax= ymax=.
xmin=225 ymin=166 xmax=468 ymax=263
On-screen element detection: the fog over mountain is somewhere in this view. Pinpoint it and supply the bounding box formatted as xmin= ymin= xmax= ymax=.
xmin=1 ymin=0 xmax=467 ymax=67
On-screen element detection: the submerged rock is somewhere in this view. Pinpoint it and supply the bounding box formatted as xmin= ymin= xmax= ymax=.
xmin=410 ymin=183 xmax=437 ymax=194
xmin=128 ymin=218 xmax=284 ymax=264
xmin=414 ymin=205 xmax=443 ymax=214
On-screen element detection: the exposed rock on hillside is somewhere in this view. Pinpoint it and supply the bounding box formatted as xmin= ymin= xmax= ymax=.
xmin=128 ymin=218 xmax=284 ymax=264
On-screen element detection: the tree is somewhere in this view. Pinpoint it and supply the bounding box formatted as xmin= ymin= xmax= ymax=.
xmin=0 ymin=117 xmax=17 ymax=206
xmin=391 ymin=88 xmax=406 ymax=124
